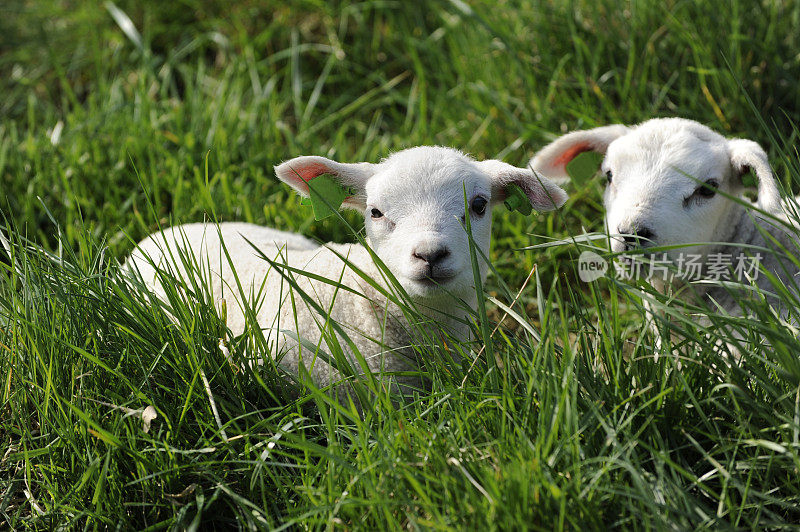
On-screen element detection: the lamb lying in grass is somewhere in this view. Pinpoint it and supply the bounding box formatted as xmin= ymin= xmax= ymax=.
xmin=531 ymin=117 xmax=800 ymax=337
xmin=127 ymin=146 xmax=567 ymax=398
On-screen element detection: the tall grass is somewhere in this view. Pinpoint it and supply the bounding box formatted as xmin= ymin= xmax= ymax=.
xmin=2 ymin=0 xmax=800 ymax=528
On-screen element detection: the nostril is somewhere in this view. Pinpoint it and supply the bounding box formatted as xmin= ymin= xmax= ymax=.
xmin=429 ymin=248 xmax=450 ymax=264
xmin=618 ymin=226 xmax=655 ymax=247
xmin=636 ymin=227 xmax=654 ymax=241
xmin=413 ymin=247 xmax=450 ymax=265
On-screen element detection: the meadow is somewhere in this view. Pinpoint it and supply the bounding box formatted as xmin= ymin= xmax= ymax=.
xmin=2 ymin=0 xmax=800 ymax=528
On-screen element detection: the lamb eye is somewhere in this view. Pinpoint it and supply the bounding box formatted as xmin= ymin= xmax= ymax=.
xmin=605 ymin=170 xmax=613 ymax=184
xmin=370 ymin=208 xmax=383 ymax=219
xmin=471 ymin=196 xmax=488 ymax=216
xmin=696 ymin=179 xmax=719 ymax=198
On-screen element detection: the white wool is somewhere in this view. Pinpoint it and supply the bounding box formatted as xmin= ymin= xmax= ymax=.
xmin=126 ymin=146 xmax=567 ymax=396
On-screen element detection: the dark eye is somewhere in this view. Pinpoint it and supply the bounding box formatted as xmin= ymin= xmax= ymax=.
xmin=370 ymin=208 xmax=383 ymax=219
xmin=471 ymin=196 xmax=488 ymax=216
xmin=696 ymin=179 xmax=719 ymax=198
xmin=605 ymin=170 xmax=613 ymax=184
xmin=683 ymin=179 xmax=720 ymax=208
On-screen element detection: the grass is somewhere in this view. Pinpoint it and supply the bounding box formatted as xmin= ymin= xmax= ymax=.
xmin=2 ymin=0 xmax=800 ymax=528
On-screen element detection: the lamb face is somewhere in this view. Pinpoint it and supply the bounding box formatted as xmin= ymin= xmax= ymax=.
xmin=601 ymin=121 xmax=738 ymax=260
xmin=276 ymin=146 xmax=567 ymax=301
xmin=363 ymin=148 xmax=502 ymax=300
xmin=531 ymin=118 xmax=782 ymax=262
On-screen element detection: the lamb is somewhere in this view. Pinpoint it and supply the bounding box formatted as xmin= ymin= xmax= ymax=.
xmin=126 ymin=146 xmax=568 ymax=399
xmin=530 ymin=118 xmax=800 ymax=339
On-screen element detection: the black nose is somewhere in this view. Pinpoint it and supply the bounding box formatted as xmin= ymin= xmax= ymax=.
xmin=413 ymin=247 xmax=450 ymax=266
xmin=618 ymin=226 xmax=655 ymax=249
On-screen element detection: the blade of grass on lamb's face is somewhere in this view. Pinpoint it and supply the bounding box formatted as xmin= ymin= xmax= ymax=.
xmin=461 ymin=186 xmax=501 ymax=390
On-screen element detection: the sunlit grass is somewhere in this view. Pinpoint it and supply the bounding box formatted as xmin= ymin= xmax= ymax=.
xmin=2 ymin=0 xmax=800 ymax=528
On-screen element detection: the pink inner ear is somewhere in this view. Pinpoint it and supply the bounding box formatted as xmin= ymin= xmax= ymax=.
xmin=295 ymin=162 xmax=331 ymax=182
xmin=288 ymin=162 xmax=357 ymax=201
xmin=553 ymin=143 xmax=592 ymax=169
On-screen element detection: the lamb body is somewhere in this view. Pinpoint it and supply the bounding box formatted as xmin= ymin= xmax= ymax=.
xmin=127 ymin=146 xmax=567 ymax=394
xmin=699 ymin=210 xmax=799 ymax=319
xmin=129 ymin=223 xmax=426 ymax=388
xmin=531 ymin=118 xmax=800 ymax=321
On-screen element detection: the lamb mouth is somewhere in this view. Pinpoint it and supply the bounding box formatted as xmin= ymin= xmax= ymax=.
xmin=412 ymin=273 xmax=456 ymax=287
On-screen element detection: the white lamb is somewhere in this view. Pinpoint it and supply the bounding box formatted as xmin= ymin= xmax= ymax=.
xmin=530 ymin=118 xmax=800 ymax=335
xmin=126 ymin=146 xmax=567 ymax=398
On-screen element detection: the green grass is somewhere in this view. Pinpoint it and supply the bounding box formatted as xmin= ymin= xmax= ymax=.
xmin=2 ymin=0 xmax=800 ymax=528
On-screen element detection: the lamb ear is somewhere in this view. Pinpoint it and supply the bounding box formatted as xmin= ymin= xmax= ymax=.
xmin=727 ymin=139 xmax=782 ymax=213
xmin=476 ymin=160 xmax=568 ymax=211
xmin=529 ymin=125 xmax=629 ymax=182
xmin=274 ymin=155 xmax=376 ymax=209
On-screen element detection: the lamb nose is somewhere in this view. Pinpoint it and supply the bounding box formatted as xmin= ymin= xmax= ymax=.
xmin=413 ymin=247 xmax=450 ymax=266
xmin=618 ymin=226 xmax=655 ymax=248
